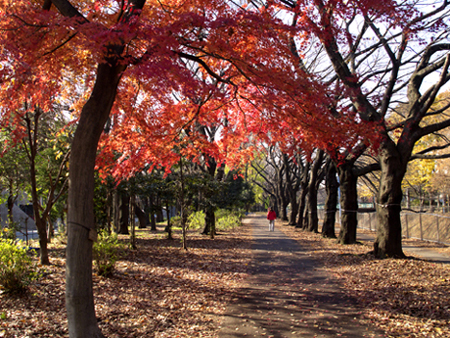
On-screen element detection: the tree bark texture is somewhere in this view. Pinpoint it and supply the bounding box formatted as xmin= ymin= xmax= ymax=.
xmin=322 ymin=162 xmax=338 ymax=239
xmin=295 ymin=188 xmax=307 ymax=229
xmin=135 ymin=203 xmax=148 ymax=229
xmin=118 ymin=193 xmax=130 ymax=234
xmin=205 ymin=207 xmax=216 ymax=238
xmin=295 ymin=162 xmax=310 ymax=229
xmin=374 ymin=139 xmax=406 ymax=258
xmin=337 ymin=162 xmax=358 ymax=244
xmin=66 ymin=62 xmax=124 ymax=338
xmin=306 ymin=150 xmax=324 ymax=233
xmin=283 ymin=154 xmax=300 ymax=225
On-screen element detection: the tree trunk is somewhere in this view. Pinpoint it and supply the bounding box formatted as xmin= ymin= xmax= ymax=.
xmin=66 ymin=62 xmax=125 ymax=338
xmin=6 ymin=192 xmax=17 ymax=239
xmin=179 ymin=158 xmax=188 ymax=250
xmin=337 ymin=162 xmax=358 ymax=244
xmin=135 ymin=203 xmax=147 ymax=229
xmin=149 ymin=195 xmax=157 ymax=231
xmin=373 ymin=140 xmax=406 ymax=258
xmin=118 ymin=193 xmax=130 ymax=234
xmin=303 ymin=204 xmax=310 ymax=230
xmin=201 ymin=221 xmax=210 ymax=235
xmin=47 ymin=218 xmax=54 ymax=243
xmin=288 ymin=198 xmax=298 ymax=226
xmin=280 ymin=198 xmax=289 ymax=221
xmin=35 ymin=217 xmax=50 ymax=265
xmin=113 ymin=189 xmax=120 ymax=233
xmin=295 ymin=188 xmax=308 ymax=229
xmin=129 ymin=195 xmax=137 ymax=250
xmin=306 ymin=150 xmax=324 ymax=233
xmin=295 ymin=162 xmax=310 ymax=229
xmin=26 ymin=126 xmax=50 ymax=264
xmin=306 ymin=194 xmax=318 ymax=232
xmin=206 ymin=207 xmax=216 ymax=239
xmin=156 ymin=196 xmax=164 ymax=223
xmin=322 ymin=162 xmax=338 ymax=239
xmin=283 ymin=154 xmax=299 ymax=226
xmin=165 ymin=201 xmax=173 ymax=240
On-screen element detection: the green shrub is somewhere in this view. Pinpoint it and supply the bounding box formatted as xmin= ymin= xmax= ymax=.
xmin=0 ymin=223 xmax=19 ymax=240
xmin=0 ymin=239 xmax=38 ymax=292
xmin=93 ymin=231 xmax=123 ymax=277
xmin=216 ymin=210 xmax=242 ymax=231
xmin=188 ymin=211 xmax=205 ymax=230
xmin=170 ymin=216 xmax=182 ymax=229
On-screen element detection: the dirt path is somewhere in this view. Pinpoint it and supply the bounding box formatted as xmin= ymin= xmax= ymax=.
xmin=218 ymin=214 xmax=385 ymax=338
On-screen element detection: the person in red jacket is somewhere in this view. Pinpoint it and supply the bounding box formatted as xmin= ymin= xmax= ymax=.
xmin=267 ymin=207 xmax=276 ymax=231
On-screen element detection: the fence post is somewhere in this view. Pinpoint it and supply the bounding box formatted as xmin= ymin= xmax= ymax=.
xmin=420 ymin=213 xmax=423 ymax=241
xmin=405 ymin=213 xmax=409 ymax=239
xmin=437 ymin=215 xmax=440 ymax=244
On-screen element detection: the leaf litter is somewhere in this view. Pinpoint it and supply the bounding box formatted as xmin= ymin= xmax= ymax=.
xmin=279 ymin=224 xmax=450 ymax=338
xmin=2 ymin=218 xmax=449 ymax=338
xmin=0 ymin=226 xmax=252 ymax=338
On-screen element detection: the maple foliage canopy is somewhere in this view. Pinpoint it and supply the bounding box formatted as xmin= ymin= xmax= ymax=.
xmin=0 ymin=0 xmax=395 ymax=180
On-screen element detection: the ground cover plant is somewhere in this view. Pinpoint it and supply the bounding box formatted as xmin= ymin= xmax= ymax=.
xmin=0 ymin=225 xmax=252 ymax=338
xmin=279 ymin=223 xmax=450 ymax=338
xmin=0 ymin=239 xmax=40 ymax=293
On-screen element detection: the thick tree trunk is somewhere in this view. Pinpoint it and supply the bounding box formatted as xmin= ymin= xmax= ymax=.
xmin=201 ymin=221 xmax=210 ymax=235
xmin=281 ymin=198 xmax=289 ymax=221
xmin=204 ymin=207 xmax=215 ymax=238
xmin=283 ymin=154 xmax=300 ymax=226
xmin=156 ymin=196 xmax=164 ymax=223
xmin=322 ymin=162 xmax=338 ymax=239
xmin=66 ymin=62 xmax=124 ymax=338
xmin=118 ymin=193 xmax=130 ymax=234
xmin=303 ymin=204 xmax=310 ymax=230
xmin=306 ymin=150 xmax=324 ymax=233
xmin=288 ymin=199 xmax=298 ymax=226
xmin=135 ymin=203 xmax=147 ymax=229
xmin=373 ymin=140 xmax=406 ymax=258
xmin=337 ymin=162 xmax=358 ymax=244
xmin=35 ymin=217 xmax=50 ymax=265
xmin=306 ymin=193 xmax=318 ymax=232
xmin=295 ymin=162 xmax=310 ymax=229
xmin=295 ymin=188 xmax=308 ymax=229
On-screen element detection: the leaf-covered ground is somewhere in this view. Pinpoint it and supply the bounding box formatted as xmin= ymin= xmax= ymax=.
xmin=2 ymin=218 xmax=450 ymax=338
xmin=279 ymin=224 xmax=450 ymax=338
xmin=0 ymin=226 xmax=253 ymax=338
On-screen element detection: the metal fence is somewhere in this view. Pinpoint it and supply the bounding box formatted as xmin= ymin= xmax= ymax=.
xmin=319 ymin=209 xmax=450 ymax=245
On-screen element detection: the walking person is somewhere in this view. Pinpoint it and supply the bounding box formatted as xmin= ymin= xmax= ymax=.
xmin=267 ymin=207 xmax=276 ymax=231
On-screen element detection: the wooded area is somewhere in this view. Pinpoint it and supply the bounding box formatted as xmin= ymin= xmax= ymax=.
xmin=1 ymin=0 xmax=450 ymax=337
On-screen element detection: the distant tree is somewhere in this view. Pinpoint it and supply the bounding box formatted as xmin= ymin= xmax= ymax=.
xmin=21 ymin=107 xmax=70 ymax=264
xmin=0 ymin=132 xmax=29 ymax=234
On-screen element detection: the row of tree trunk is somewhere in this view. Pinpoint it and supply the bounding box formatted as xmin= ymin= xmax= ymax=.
xmin=255 ymin=143 xmax=407 ymax=259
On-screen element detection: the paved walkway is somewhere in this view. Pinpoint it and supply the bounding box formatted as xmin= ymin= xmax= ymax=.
xmin=218 ymin=215 xmax=385 ymax=338
xmin=356 ymin=233 xmax=450 ymax=264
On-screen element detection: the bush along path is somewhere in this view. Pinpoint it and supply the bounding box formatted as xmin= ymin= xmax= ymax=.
xmin=218 ymin=214 xmax=385 ymax=338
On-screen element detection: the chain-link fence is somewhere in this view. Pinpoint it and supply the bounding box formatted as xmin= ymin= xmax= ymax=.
xmin=320 ymin=209 xmax=450 ymax=245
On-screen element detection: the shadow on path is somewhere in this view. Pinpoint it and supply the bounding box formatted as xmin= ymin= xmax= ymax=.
xmin=218 ymin=215 xmax=385 ymax=338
